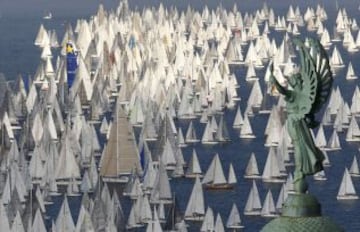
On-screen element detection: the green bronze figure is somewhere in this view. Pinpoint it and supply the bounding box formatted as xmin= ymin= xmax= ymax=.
xmin=270 ymin=38 xmax=333 ymax=193
xmin=262 ymin=38 xmax=343 ymax=232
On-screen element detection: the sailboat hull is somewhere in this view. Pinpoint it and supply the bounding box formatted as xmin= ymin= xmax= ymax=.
xmin=337 ymin=195 xmax=359 ymax=200
xmin=204 ymin=183 xmax=234 ymax=190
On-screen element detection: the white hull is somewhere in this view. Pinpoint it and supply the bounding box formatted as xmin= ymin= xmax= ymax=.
xmin=240 ymin=134 xmax=256 ymax=139
xmin=337 ymin=195 xmax=359 ymax=200
xmin=184 ymin=216 xmax=204 ymax=221
xmin=262 ymin=178 xmax=286 ymax=183
xmin=202 ymin=141 xmax=218 ymax=145
xmin=244 ymin=210 xmax=261 ymax=216
xmin=261 ymin=213 xmax=279 ymax=218
xmin=244 ymin=175 xmax=262 ymax=179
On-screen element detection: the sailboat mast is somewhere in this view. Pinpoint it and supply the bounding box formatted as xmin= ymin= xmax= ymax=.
xmin=116 ymin=102 xmax=119 ymax=176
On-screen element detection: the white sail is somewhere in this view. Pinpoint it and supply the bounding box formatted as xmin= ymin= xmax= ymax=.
xmin=244 ymin=152 xmax=261 ymax=178
xmin=262 ymin=148 xmax=285 ymax=183
xmin=150 ymin=162 xmax=172 ymax=204
xmin=201 ymin=121 xmax=217 ymax=144
xmin=346 ymin=116 xmax=360 ymax=142
xmin=315 ymin=125 xmax=327 ymax=149
xmin=202 ymin=154 xmax=227 ymax=185
xmin=200 ymin=207 xmax=214 ymax=232
xmin=228 ymin=163 xmax=237 ymax=185
xmin=185 ymin=121 xmax=199 ymax=143
xmin=214 ymin=214 xmax=225 ymax=232
xmin=232 ymin=105 xmax=244 ymax=128
xmin=161 ymin=139 xmax=176 ymax=170
xmin=226 ymin=203 xmax=243 ymax=229
xmin=32 ymin=209 xmax=47 ymax=232
xmin=11 ymin=211 xmax=25 ymax=232
xmin=346 ymin=62 xmax=358 ymax=80
xmin=215 ymin=115 xmax=231 ymax=142
xmin=337 ymin=168 xmax=359 ymax=200
xmin=330 ymin=46 xmax=344 ymax=68
xmin=350 ymin=156 xmax=360 ymax=177
xmin=244 ymin=180 xmax=262 ymax=215
xmin=261 ymin=190 xmax=277 ymax=217
xmin=56 ymin=196 xmax=75 ymax=232
xmin=276 ymin=184 xmax=288 ymax=212
xmin=325 ymin=130 xmax=341 ymax=151
xmin=240 ymin=115 xmax=255 ymax=138
xmin=184 ymin=176 xmax=205 ymax=221
xmin=186 ymin=149 xmax=202 ymax=178
xmin=177 ymin=128 xmax=186 ymax=147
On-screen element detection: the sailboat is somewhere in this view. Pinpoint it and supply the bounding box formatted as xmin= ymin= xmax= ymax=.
xmin=349 ymin=156 xmax=360 ymax=177
xmin=100 ymin=104 xmax=142 ymax=183
xmin=346 ymin=62 xmax=358 ymax=80
xmin=185 ymin=121 xmax=199 ymax=143
xmin=337 ymin=168 xmax=359 ymax=200
xmin=184 ymin=176 xmax=205 ymax=221
xmin=43 ymin=11 xmax=52 ymax=20
xmin=185 ymin=149 xmax=203 ymax=178
xmin=244 ymin=153 xmax=261 ymax=179
xmin=201 ymin=207 xmax=214 ymax=231
xmin=244 ymin=180 xmax=262 ymax=215
xmin=201 ymin=120 xmax=217 ymax=144
xmin=262 ymin=148 xmax=285 ymax=183
xmin=261 ymin=190 xmax=278 ymax=217
xmin=202 ymin=154 xmax=234 ymax=189
xmin=239 ymin=115 xmax=256 ymax=139
xmin=232 ymin=105 xmax=244 ymax=128
xmin=226 ymin=203 xmax=244 ymax=229
xmin=314 ymin=170 xmax=327 ymax=181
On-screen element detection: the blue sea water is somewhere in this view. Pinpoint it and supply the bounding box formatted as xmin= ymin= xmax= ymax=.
xmin=1 ymin=0 xmax=360 ymax=231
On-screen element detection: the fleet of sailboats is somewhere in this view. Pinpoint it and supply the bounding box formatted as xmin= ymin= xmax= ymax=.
xmin=0 ymin=0 xmax=359 ymax=231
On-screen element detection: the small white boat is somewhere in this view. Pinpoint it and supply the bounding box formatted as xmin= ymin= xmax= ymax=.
xmin=244 ymin=180 xmax=262 ymax=216
xmin=244 ymin=152 xmax=261 ymax=179
xmin=314 ymin=170 xmax=327 ymax=181
xmin=337 ymin=168 xmax=359 ymax=200
xmin=261 ymin=190 xmax=278 ymax=217
xmin=226 ymin=203 xmax=244 ymax=229
xmin=43 ymin=11 xmax=52 ymax=20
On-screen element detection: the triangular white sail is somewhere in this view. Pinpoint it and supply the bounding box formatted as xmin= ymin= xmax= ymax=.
xmin=337 ymin=168 xmax=359 ymax=200
xmin=261 ymin=190 xmax=278 ymax=217
xmin=184 ymin=176 xmax=205 ymax=221
xmin=244 ymin=180 xmax=262 ymax=215
xmin=226 ymin=203 xmax=244 ymax=229
xmin=244 ymin=152 xmax=261 ymax=178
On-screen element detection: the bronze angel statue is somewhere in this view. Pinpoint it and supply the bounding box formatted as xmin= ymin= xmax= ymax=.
xmin=270 ymin=38 xmax=333 ymax=193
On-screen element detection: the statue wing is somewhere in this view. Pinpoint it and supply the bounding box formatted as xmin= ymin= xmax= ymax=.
xmin=293 ymin=38 xmax=318 ymax=118
xmin=309 ymin=39 xmax=333 ymax=114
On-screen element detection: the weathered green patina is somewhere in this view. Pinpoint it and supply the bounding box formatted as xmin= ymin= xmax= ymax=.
xmin=262 ymin=38 xmax=342 ymax=232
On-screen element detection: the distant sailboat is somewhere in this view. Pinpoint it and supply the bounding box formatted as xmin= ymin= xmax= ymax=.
xmin=185 ymin=149 xmax=203 ymax=178
xmin=314 ymin=170 xmax=327 ymax=181
xmin=349 ymin=156 xmax=360 ymax=177
xmin=244 ymin=153 xmax=261 ymax=179
xmin=185 ymin=121 xmax=199 ymax=143
xmin=226 ymin=203 xmax=244 ymax=229
xmin=244 ymin=180 xmax=262 ymax=215
xmin=261 ymin=190 xmax=278 ymax=217
xmin=337 ymin=168 xmax=359 ymax=200
xmin=100 ymin=104 xmax=142 ymax=182
xmin=202 ymin=154 xmax=234 ymax=189
xmin=184 ymin=176 xmax=205 ymax=221
xmin=43 ymin=11 xmax=52 ymax=20
xmin=262 ymin=148 xmax=285 ymax=183
xmin=239 ymin=115 xmax=255 ymax=139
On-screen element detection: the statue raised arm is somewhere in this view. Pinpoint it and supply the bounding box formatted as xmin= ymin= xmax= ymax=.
xmin=270 ymin=38 xmax=333 ymax=193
